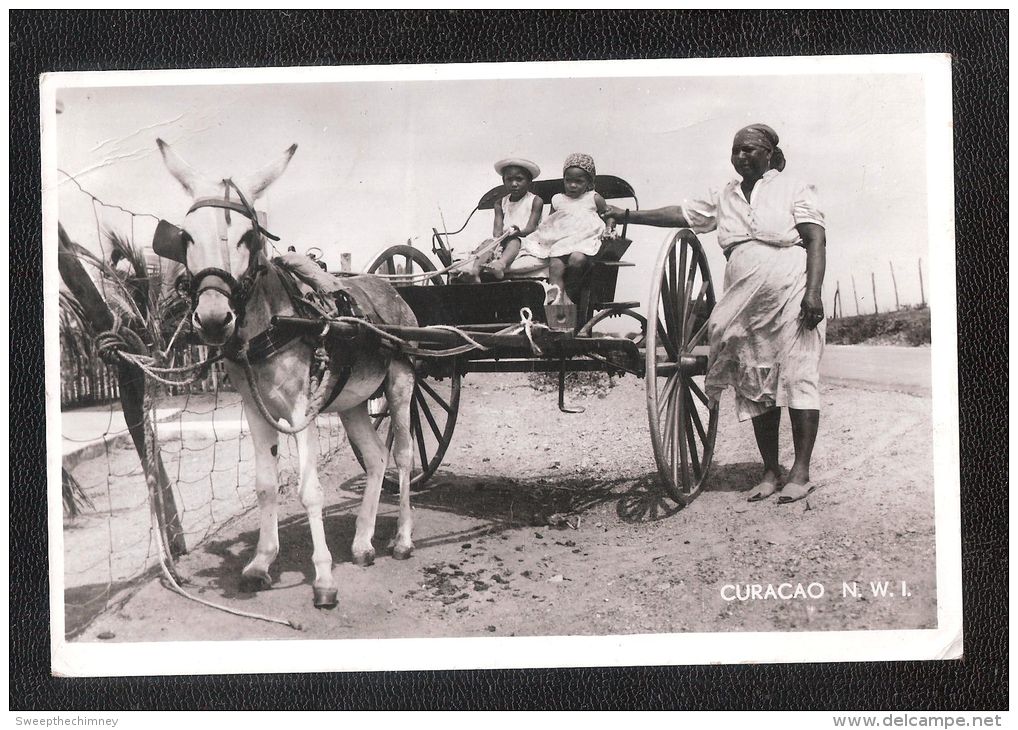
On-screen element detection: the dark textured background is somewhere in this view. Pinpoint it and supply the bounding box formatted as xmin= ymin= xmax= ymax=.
xmin=11 ymin=10 xmax=1006 ymax=710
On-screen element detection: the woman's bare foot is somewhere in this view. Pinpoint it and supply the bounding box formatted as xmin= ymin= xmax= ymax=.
xmin=778 ymin=466 xmax=815 ymax=503
xmin=746 ymin=468 xmax=782 ymax=502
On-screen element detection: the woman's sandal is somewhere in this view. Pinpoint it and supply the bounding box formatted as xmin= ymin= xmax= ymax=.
xmin=746 ymin=481 xmax=780 ymax=502
xmin=777 ymin=482 xmax=817 ymax=504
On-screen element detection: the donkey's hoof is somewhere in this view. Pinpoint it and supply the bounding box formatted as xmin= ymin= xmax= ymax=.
xmin=239 ymin=573 xmax=272 ymax=593
xmin=313 ymin=587 xmax=338 ymax=609
xmin=352 ymin=549 xmax=375 ymax=568
xmin=392 ymin=545 xmax=414 ymax=561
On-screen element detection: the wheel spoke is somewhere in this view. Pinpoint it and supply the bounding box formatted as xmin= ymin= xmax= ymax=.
xmin=676 ymin=238 xmax=688 ymax=342
xmin=683 ymin=279 xmax=709 ymax=348
xmin=676 ymin=380 xmax=689 ymax=489
xmin=656 ymin=318 xmax=679 ymax=362
xmin=688 ymin=316 xmax=710 ymax=349
xmin=410 ymin=398 xmax=428 ymax=469
xmin=680 ymin=247 xmax=697 ymax=343
xmin=687 ymin=378 xmax=709 ymax=406
xmin=417 ymin=378 xmax=452 ymax=413
xmin=686 ymin=381 xmax=708 ymax=443
xmin=684 ymin=393 xmax=702 ymax=480
xmin=662 ymin=399 xmax=674 ymax=464
xmin=664 ymin=389 xmax=678 ymax=485
xmin=415 ymin=387 xmax=444 ymax=442
xmin=661 ymin=246 xmax=681 ymax=348
xmin=657 ymin=373 xmax=680 ymax=420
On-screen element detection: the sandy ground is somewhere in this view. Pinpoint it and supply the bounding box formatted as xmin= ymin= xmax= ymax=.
xmin=70 ymin=368 xmax=936 ymax=643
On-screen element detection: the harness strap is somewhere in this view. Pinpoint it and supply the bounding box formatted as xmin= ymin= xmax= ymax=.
xmin=187 ymin=195 xmax=281 ymax=241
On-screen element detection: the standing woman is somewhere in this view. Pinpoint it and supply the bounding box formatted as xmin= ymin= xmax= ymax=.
xmin=605 ymin=124 xmax=826 ymax=503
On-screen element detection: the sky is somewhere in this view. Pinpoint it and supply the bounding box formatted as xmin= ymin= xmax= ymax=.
xmin=51 ymin=63 xmax=934 ymax=314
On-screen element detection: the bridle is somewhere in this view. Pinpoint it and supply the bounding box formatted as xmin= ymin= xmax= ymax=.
xmin=175 ymin=178 xmax=281 ymax=328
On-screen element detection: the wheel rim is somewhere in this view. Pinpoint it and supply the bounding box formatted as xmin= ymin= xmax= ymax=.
xmin=365 ymin=244 xmax=445 ymax=286
xmin=361 ymin=365 xmax=461 ymax=492
xmin=646 ymin=230 xmax=719 ymax=504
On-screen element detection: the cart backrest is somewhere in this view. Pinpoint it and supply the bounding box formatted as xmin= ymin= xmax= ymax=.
xmin=477 ymin=175 xmax=638 ymax=210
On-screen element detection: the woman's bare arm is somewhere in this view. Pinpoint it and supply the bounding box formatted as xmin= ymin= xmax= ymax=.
xmin=602 ymin=204 xmax=689 ymax=228
xmin=797 ymin=222 xmax=826 ymax=329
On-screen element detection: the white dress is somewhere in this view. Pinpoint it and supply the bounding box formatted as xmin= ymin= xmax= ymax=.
xmin=524 ymin=191 xmax=605 ymax=259
xmin=681 ymin=169 xmax=826 ymax=421
xmin=474 ymin=192 xmax=537 ymax=263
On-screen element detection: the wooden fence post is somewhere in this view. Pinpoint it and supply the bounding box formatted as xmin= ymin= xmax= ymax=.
xmin=889 ymin=261 xmax=900 ymax=310
xmin=851 ymin=274 xmax=860 ymax=316
xmin=871 ymin=272 xmax=879 ymax=314
xmin=58 ymin=224 xmax=186 ymax=558
xmin=918 ymin=258 xmax=926 ymax=307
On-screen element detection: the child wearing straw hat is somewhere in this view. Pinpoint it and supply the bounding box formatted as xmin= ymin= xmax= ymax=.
xmin=455 ymin=157 xmax=544 ymax=283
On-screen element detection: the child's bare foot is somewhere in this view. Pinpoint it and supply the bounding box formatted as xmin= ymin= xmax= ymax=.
xmin=451 ymin=269 xmax=480 ymax=284
xmin=484 ymin=260 xmax=507 ymax=280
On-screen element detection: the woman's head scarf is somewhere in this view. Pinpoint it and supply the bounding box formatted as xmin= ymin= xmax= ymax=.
xmin=734 ymin=124 xmax=786 ymax=172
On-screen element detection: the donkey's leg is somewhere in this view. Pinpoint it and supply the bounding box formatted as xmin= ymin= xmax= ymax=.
xmin=341 ymin=403 xmax=386 ymax=567
xmin=386 ymin=359 xmax=416 ymax=560
xmin=240 ymin=411 xmax=281 ymax=591
xmin=293 ymin=419 xmax=338 ymax=609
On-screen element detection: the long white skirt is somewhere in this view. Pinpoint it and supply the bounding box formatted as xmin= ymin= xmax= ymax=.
xmin=704 ymin=241 xmax=825 ymax=421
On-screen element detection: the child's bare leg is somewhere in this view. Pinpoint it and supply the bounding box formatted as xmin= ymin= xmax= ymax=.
xmin=486 ymin=238 xmax=520 ymax=280
xmin=549 ymin=258 xmax=568 ymax=303
xmin=563 ymin=252 xmax=591 ymax=304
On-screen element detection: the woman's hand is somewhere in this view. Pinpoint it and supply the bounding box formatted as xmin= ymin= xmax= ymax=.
xmin=800 ymin=289 xmax=824 ymax=330
xmin=602 ymin=204 xmax=627 ymax=220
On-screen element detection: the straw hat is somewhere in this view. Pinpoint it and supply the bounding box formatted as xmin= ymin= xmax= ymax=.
xmin=494 ymin=157 xmax=541 ymax=179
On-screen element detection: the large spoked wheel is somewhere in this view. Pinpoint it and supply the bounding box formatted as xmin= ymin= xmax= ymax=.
xmin=646 ymin=230 xmax=719 ymax=505
xmin=365 ymin=244 xmax=445 ymax=286
xmin=356 ymin=362 xmax=461 ymax=493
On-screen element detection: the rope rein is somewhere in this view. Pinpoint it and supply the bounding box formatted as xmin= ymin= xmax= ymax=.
xmin=368 ymin=231 xmax=512 ymax=282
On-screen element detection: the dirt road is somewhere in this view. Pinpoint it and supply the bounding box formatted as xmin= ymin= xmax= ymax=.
xmin=78 ymin=368 xmax=936 ymax=643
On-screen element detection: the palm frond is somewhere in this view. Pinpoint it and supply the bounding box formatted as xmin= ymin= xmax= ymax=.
xmin=62 ymin=466 xmax=94 ymax=517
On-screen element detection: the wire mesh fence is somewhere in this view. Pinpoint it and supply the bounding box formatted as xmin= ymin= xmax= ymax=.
xmin=57 ymin=176 xmax=353 ymax=638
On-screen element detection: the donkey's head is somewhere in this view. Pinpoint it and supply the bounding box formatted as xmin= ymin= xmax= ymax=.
xmin=155 ymin=139 xmax=297 ymax=346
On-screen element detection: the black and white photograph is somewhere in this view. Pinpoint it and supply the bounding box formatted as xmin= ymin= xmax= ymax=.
xmin=42 ymin=55 xmax=961 ymax=676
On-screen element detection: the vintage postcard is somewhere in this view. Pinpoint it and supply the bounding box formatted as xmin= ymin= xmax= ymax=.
xmin=43 ymin=54 xmax=960 ymax=676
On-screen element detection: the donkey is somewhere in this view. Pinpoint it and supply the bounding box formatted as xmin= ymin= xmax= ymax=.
xmin=155 ymin=139 xmax=417 ymax=608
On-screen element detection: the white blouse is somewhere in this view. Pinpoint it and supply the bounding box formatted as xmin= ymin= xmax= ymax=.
xmin=680 ymin=169 xmax=824 ymax=252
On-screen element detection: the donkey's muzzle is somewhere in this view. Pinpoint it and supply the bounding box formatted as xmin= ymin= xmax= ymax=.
xmin=192 ymin=292 xmax=236 ymax=346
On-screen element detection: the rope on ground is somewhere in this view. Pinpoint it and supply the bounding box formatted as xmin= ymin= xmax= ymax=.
xmin=143 ymin=381 xmax=301 ymax=631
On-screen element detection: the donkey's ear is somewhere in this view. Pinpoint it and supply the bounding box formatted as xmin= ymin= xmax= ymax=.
xmin=156 ymin=138 xmax=203 ymax=196
xmin=236 ymin=144 xmax=298 ymax=200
